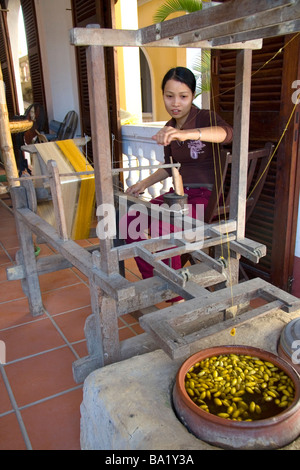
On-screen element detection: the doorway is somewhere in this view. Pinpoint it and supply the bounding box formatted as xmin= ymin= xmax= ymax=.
xmin=140 ymin=49 xmax=153 ymax=122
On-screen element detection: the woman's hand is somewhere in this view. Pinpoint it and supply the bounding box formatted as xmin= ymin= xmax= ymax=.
xmin=152 ymin=126 xmax=201 ymax=146
xmin=152 ymin=126 xmax=184 ymax=146
xmin=126 ymin=181 xmax=146 ymax=198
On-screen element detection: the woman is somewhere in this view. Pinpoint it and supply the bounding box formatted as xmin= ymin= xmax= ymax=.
xmin=124 ymin=66 xmax=233 ymax=284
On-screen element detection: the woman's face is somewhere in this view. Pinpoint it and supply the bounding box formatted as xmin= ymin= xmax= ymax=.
xmin=163 ymin=79 xmax=194 ymax=126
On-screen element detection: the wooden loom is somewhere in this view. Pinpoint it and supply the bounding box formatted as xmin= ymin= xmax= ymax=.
xmin=5 ymin=0 xmax=300 ymax=383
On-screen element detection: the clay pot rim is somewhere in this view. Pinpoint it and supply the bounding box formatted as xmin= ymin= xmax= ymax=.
xmin=176 ymin=345 xmax=300 ymax=429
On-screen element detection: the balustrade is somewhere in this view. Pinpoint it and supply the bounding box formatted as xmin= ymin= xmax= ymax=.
xmin=121 ymin=124 xmax=173 ymax=201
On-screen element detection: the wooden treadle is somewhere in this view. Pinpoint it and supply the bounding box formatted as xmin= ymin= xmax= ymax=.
xmin=139 ymin=278 xmax=300 ymax=359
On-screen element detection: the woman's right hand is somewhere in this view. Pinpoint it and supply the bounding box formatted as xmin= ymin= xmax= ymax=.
xmin=126 ymin=181 xmax=146 ymax=198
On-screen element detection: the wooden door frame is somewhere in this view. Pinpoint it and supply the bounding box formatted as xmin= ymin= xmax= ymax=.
xmin=272 ymin=34 xmax=300 ymax=291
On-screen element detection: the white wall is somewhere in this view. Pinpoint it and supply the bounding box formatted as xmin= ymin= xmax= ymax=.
xmin=35 ymin=0 xmax=80 ymax=134
xmin=119 ymin=0 xmax=142 ymax=120
xmin=6 ymin=0 xmax=24 ymax=114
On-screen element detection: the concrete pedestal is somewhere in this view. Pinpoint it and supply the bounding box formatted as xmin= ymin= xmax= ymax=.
xmin=80 ymin=309 xmax=300 ymax=450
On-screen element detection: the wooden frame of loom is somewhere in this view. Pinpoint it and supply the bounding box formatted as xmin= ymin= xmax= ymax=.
xmin=5 ymin=0 xmax=300 ymax=383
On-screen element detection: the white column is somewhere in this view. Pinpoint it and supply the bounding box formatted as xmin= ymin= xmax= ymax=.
xmin=6 ymin=0 xmax=24 ymax=114
xmin=119 ymin=0 xmax=142 ymax=121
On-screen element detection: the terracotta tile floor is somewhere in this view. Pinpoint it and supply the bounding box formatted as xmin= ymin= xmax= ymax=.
xmin=0 ymin=190 xmax=145 ymax=450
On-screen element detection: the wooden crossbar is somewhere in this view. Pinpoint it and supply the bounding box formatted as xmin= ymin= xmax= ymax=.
xmin=139 ymin=278 xmax=300 ymax=359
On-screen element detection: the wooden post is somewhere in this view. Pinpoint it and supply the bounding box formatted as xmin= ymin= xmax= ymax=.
xmin=230 ymin=49 xmax=252 ymax=239
xmin=47 ymin=160 xmax=68 ymax=241
xmin=86 ymin=29 xmax=119 ymax=276
xmin=0 ymin=63 xmax=19 ymax=187
xmin=73 ymin=249 xmax=121 ymax=382
xmin=10 ymin=186 xmax=44 ymax=317
xmin=90 ymin=250 xmax=120 ymax=363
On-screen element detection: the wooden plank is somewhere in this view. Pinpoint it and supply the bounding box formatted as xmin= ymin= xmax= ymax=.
xmin=6 ymin=245 xmax=98 ymax=281
xmin=70 ymin=26 xmax=262 ymax=50
xmin=153 ymin=233 xmax=236 ymax=262
xmin=169 ymin=300 xmax=284 ymax=359
xmin=229 ymin=238 xmax=267 ymax=263
xmin=15 ymin=206 xmax=135 ymax=302
xmin=258 ymin=284 xmax=300 ymax=312
xmin=174 ymin=1 xmax=300 ymax=46
xmin=141 ymin=318 xmax=190 ymax=359
xmin=140 ymin=0 xmax=296 ymax=44
xmin=139 ymin=277 xmax=300 ymax=359
xmin=210 ymin=20 xmax=300 ymax=47
xmin=135 ymin=245 xmax=187 ymax=287
xmin=117 ymin=263 xmax=227 ymax=316
xmin=191 ymin=250 xmax=226 ymax=274
xmin=146 ymin=38 xmax=263 ymax=50
xmin=70 ymin=27 xmax=138 ymax=47
xmin=119 ymin=333 xmax=159 ymax=360
xmin=72 ymin=355 xmax=103 ymax=384
xmin=140 ymin=277 xmax=267 ymax=327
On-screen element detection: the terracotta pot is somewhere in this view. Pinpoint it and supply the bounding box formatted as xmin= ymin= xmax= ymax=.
xmin=173 ymin=345 xmax=300 ymax=450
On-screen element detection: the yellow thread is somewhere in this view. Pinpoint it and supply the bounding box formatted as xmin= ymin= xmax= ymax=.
xmin=56 ymin=140 xmax=95 ymax=240
xmin=210 ymin=86 xmax=234 ymax=308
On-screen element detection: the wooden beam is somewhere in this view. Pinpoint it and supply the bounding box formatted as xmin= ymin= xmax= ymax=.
xmin=70 ymin=0 xmax=299 ymax=49
xmin=140 ymin=0 xmax=297 ymax=44
xmin=229 ymin=49 xmax=252 ymax=239
xmin=70 ymin=26 xmax=262 ymax=49
xmin=139 ymin=278 xmax=300 ymax=359
xmin=86 ymin=38 xmax=119 ymax=276
xmin=210 ymin=20 xmax=300 ymax=47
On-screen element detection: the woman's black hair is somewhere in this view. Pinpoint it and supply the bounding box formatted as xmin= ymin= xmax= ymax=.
xmin=161 ymin=67 xmax=196 ymax=94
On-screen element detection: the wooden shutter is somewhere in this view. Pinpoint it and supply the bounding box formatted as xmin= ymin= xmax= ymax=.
xmin=211 ymin=35 xmax=300 ymax=291
xmin=71 ymin=0 xmax=121 ymax=167
xmin=0 ymin=2 xmax=18 ymax=117
xmin=20 ymin=0 xmax=47 ymax=120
